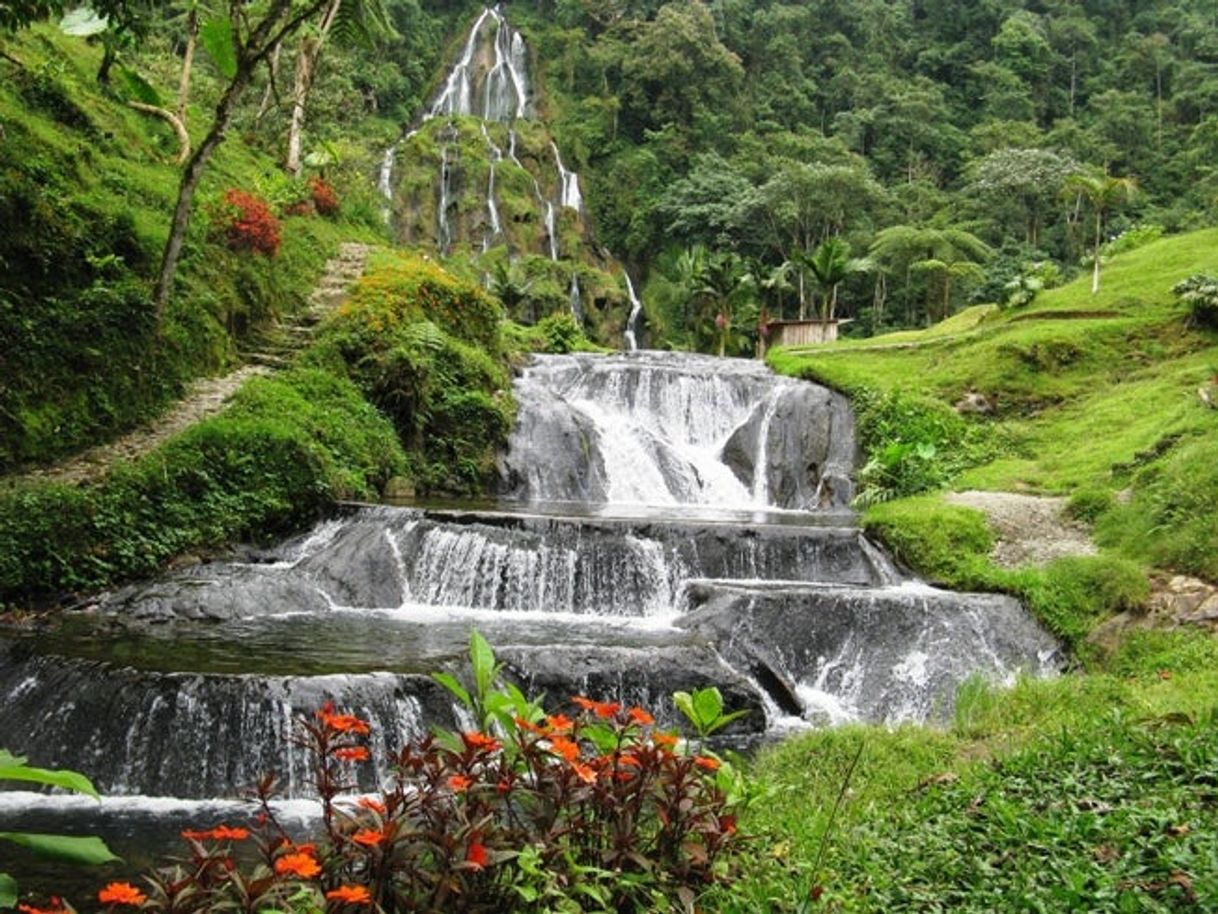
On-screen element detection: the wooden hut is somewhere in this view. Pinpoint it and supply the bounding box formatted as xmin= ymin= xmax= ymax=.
xmin=762 ymin=319 xmax=847 ymax=353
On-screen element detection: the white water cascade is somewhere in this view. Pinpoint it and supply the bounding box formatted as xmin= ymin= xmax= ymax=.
xmin=551 ymin=141 xmax=583 ymax=211
xmin=480 ymin=124 xmax=504 ymax=251
xmin=623 ymin=272 xmax=643 ymax=351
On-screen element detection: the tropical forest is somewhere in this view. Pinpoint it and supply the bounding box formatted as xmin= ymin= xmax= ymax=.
xmin=1 ymin=0 xmax=1217 ymax=910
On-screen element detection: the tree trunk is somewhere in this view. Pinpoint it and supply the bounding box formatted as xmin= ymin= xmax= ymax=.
xmin=286 ymin=0 xmax=341 ymax=176
xmin=285 ymin=38 xmax=317 ymax=176
xmin=153 ymin=69 xmax=255 ymax=317
xmin=797 ymin=271 xmax=806 ymax=320
xmin=177 ymin=8 xmax=198 ymax=125
xmin=255 ymin=40 xmax=283 ymax=128
xmin=97 ymin=39 xmax=117 ymax=85
xmin=1091 ymin=209 xmax=1102 ymax=295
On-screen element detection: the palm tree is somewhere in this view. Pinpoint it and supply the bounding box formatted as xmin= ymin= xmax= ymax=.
xmin=793 ymin=237 xmax=872 ymax=322
xmin=760 ymin=260 xmax=795 ymax=321
xmin=1064 ymin=172 xmax=1138 ymax=294
xmin=870 ymin=225 xmax=993 ymax=323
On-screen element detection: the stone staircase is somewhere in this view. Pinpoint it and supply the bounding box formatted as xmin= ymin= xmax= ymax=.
xmin=240 ymin=242 xmax=373 ymax=368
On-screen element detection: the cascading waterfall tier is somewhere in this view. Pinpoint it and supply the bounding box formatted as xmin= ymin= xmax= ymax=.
xmin=499 ymin=352 xmax=857 ymax=510
xmin=0 ymin=352 xmax=1061 ymax=837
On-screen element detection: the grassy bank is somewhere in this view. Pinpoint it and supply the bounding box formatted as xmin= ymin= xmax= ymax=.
xmin=0 ymin=26 xmax=386 ymax=473
xmin=744 ymin=229 xmax=1218 ymax=911
xmin=718 ymin=629 xmax=1218 ymax=912
xmin=0 ymin=253 xmax=522 ymax=608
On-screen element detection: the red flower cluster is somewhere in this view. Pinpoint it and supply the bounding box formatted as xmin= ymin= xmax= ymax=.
xmin=219 ymin=188 xmax=281 ymax=257
xmin=309 ymin=176 xmax=340 ymax=217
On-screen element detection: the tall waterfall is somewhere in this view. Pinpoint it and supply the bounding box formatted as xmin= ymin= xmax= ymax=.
xmin=0 ymin=353 xmax=1059 ymax=833
xmin=378 ymin=5 xmax=589 ymax=268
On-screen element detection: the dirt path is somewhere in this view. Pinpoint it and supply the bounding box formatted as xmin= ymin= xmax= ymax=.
xmin=944 ymin=490 xmax=1096 ymax=568
xmin=4 ymin=243 xmax=373 ymax=490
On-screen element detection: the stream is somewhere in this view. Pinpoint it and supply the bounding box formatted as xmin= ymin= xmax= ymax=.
xmin=0 ymin=352 xmax=1060 ymax=886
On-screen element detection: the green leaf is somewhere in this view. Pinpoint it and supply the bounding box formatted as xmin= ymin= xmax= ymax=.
xmin=0 ymin=872 xmax=18 ymax=909
xmin=0 ymin=760 xmax=100 ymax=798
xmin=705 ymin=708 xmax=749 ymax=736
xmin=200 ymin=17 xmax=237 ymax=79
xmin=581 ymin=723 xmax=617 ymax=755
xmin=0 ymin=833 xmax=119 ymax=865
xmin=692 ymin=687 xmax=724 ymax=727
xmin=673 ymin=691 xmax=696 ymax=729
xmin=470 ymin=629 xmax=496 ymax=699
xmin=60 ymin=7 xmax=109 ymax=36
xmin=431 ymin=672 xmax=471 ymax=709
xmin=117 ymin=66 xmax=163 ymax=106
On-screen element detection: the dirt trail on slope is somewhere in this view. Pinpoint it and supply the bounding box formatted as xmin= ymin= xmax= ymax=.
xmin=4 ymin=243 xmax=373 ymax=490
xmin=944 ymin=490 xmax=1096 ymax=568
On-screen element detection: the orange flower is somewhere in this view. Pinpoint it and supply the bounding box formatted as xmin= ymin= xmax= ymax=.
xmin=351 ymin=828 xmax=388 ymax=848
xmin=572 ymin=695 xmax=621 ymax=719
xmin=466 ymin=839 xmax=488 ymax=870
xmin=570 ymin=762 xmax=597 ymax=784
xmin=719 ymin=814 xmax=738 ymax=834
xmin=357 ymin=796 xmax=386 ymax=814
xmin=325 ymin=885 xmax=372 ymax=905
xmin=514 ymin=716 xmax=545 ymax=735
xmin=275 ymin=851 xmax=322 ymax=879
xmin=653 ymin=732 xmax=679 ymax=750
xmin=184 ymin=825 xmax=250 ymax=842
xmin=448 ymin=773 xmax=473 ymax=792
xmin=627 ymin=707 xmax=655 ymax=726
xmin=617 ymin=753 xmax=641 ymax=768
xmin=19 ymin=902 xmax=68 ymax=914
xmin=317 ymin=702 xmax=371 ymax=735
xmin=462 ymin=731 xmax=502 ymax=752
xmin=694 ymin=756 xmax=721 ymax=771
xmin=547 ymin=735 xmax=580 ymax=763
xmin=545 ymin=713 xmax=573 ymax=732
xmin=335 ymin=746 xmax=370 ymax=762
xmin=98 ymin=883 xmax=147 ymax=906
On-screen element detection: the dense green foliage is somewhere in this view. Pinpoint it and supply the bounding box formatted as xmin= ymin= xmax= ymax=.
xmin=446 ymin=0 xmax=1218 ymax=346
xmin=307 ymin=252 xmax=514 ymax=493
xmin=0 ymin=26 xmax=384 ymax=471
xmin=0 ymin=369 xmax=405 ymax=604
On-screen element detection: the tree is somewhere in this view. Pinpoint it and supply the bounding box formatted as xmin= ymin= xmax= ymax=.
xmin=969 ymin=147 xmax=1080 ymax=246
xmin=792 ymin=236 xmax=871 ymax=322
xmin=1063 ymin=171 xmax=1137 ymax=294
xmin=284 ymin=0 xmax=392 ymax=175
xmin=153 ymin=0 xmax=337 ymax=316
xmin=871 ymin=225 xmax=992 ymax=323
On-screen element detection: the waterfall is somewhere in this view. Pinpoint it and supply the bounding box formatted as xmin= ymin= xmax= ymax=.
xmin=480 ymin=124 xmax=503 ymax=251
xmin=568 ymin=274 xmax=582 ymax=319
xmin=623 ymin=272 xmax=643 ymax=351
xmin=428 ymin=7 xmax=529 ymax=123
xmin=0 ymin=353 xmax=1062 ymax=811
xmin=437 ymin=145 xmax=453 ymax=255
xmin=429 ymin=8 xmax=494 ymax=119
xmin=551 ymin=141 xmax=582 ymax=211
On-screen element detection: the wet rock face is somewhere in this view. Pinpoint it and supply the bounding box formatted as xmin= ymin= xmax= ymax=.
xmin=720 ymin=384 xmax=857 ymax=510
xmin=497 ymin=352 xmax=855 ymax=510
xmin=678 ymin=583 xmax=1062 ymax=724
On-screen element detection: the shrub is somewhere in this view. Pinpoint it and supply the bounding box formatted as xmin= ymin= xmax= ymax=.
xmin=309 ymin=176 xmax=340 ymax=217
xmin=853 ymin=388 xmax=1000 ymax=506
xmin=53 ymin=636 xmax=746 ymax=914
xmin=1173 ymin=273 xmax=1218 ymax=328
xmin=216 ymin=188 xmax=282 ymax=257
